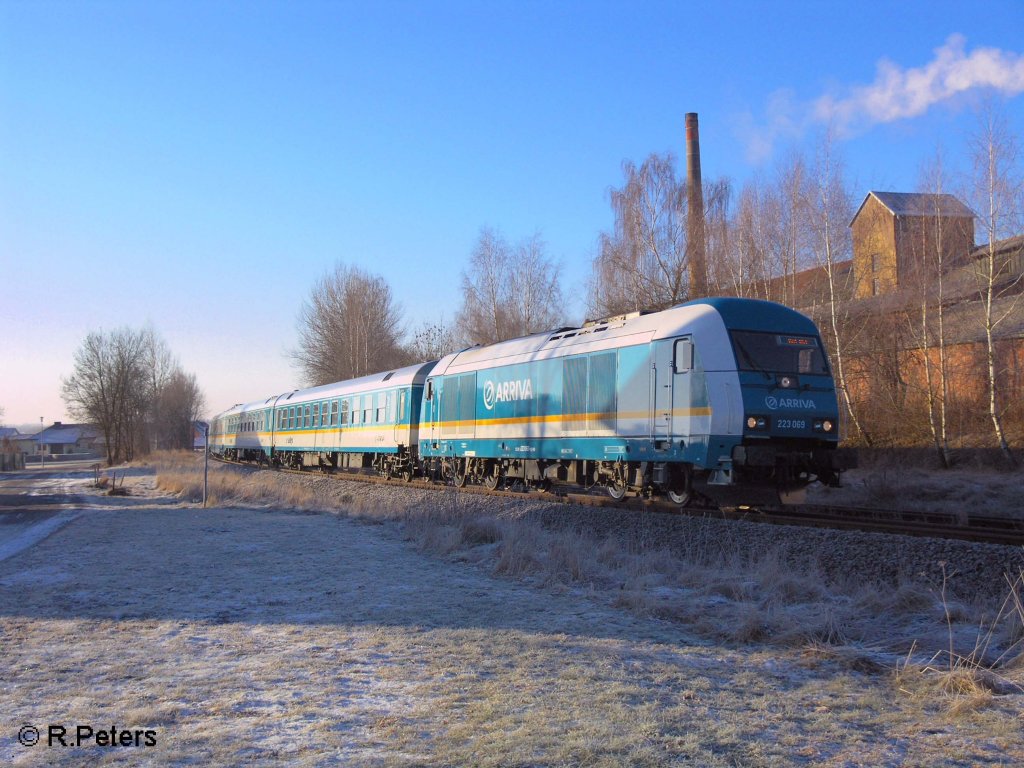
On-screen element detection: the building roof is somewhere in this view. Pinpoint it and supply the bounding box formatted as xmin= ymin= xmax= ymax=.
xmin=851 ymin=191 xmax=975 ymax=225
xmin=0 ymin=427 xmax=19 ymax=439
xmin=971 ymin=233 xmax=1024 ymax=259
xmin=36 ymin=423 xmax=100 ymax=445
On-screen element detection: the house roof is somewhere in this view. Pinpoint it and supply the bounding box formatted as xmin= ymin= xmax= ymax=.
xmin=36 ymin=423 xmax=100 ymax=445
xmin=851 ymin=191 xmax=975 ymax=225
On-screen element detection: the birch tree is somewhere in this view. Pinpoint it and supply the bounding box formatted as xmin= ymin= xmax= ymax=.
xmin=590 ymin=154 xmax=689 ymax=316
xmin=457 ymin=228 xmax=564 ymax=346
xmin=806 ymin=132 xmax=869 ymax=444
xmin=908 ymin=152 xmax=955 ymax=466
xmin=967 ymin=106 xmax=1023 ymax=465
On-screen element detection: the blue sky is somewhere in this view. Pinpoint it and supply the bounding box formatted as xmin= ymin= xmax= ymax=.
xmin=2 ymin=1 xmax=1023 ymax=426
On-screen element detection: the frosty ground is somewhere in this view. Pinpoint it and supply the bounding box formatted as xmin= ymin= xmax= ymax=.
xmin=0 ymin=464 xmax=1022 ymax=766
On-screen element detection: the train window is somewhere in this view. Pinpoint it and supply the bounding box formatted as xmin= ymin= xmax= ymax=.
xmin=399 ymin=390 xmax=407 ymax=422
xmin=304 ymin=405 xmax=311 ymax=427
xmin=387 ymin=392 xmax=396 ymax=423
xmin=376 ymin=392 xmax=386 ymax=423
xmin=289 ymin=407 xmax=295 ymax=429
xmin=341 ymin=400 xmax=350 ymax=425
xmin=331 ymin=400 xmax=339 ymax=426
xmin=674 ymin=339 xmax=693 ymax=374
xmin=425 ymin=380 xmax=434 ymax=400
xmin=730 ymin=331 xmax=829 ymax=375
xmin=313 ymin=403 xmax=319 ymax=427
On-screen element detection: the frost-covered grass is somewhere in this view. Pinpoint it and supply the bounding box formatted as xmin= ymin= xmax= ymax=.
xmin=1 ymin=456 xmax=1023 ymax=765
xmin=809 ymin=448 xmax=1024 ymax=519
xmin=148 ymin=454 xmax=1024 ymax=710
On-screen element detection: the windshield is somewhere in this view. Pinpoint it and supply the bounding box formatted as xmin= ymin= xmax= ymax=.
xmin=729 ymin=330 xmax=829 ymax=376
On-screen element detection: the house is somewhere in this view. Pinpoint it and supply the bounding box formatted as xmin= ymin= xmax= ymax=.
xmin=850 ymin=191 xmax=976 ymax=298
xmin=34 ymin=422 xmax=104 ymax=457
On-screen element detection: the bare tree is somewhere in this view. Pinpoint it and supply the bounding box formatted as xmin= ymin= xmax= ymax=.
xmin=967 ymin=105 xmax=1023 ymax=465
xmin=62 ymin=328 xmax=148 ymax=464
xmin=141 ymin=326 xmax=178 ymax=451
xmin=590 ymin=154 xmax=689 ymax=316
xmin=775 ymin=150 xmax=814 ymax=306
xmin=806 ymin=131 xmax=869 ymax=444
xmin=703 ymin=178 xmax=733 ymax=295
xmin=292 ymin=263 xmax=406 ymax=386
xmin=61 ymin=327 xmax=204 ymax=462
xmin=906 ymin=151 xmax=956 ymax=466
xmin=156 ymin=370 xmax=206 ymax=450
xmin=407 ymin=318 xmax=460 ymax=362
xmin=727 ymin=176 xmax=782 ymax=299
xmin=457 ymin=228 xmax=565 ymax=345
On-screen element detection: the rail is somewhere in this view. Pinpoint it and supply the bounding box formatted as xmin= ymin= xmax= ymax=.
xmin=210 ymin=456 xmax=1024 ymax=546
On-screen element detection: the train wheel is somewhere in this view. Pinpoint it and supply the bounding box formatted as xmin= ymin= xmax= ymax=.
xmin=667 ymin=467 xmax=693 ymax=507
xmin=482 ymin=462 xmax=501 ymax=490
xmin=400 ymin=466 xmax=414 ymax=483
xmin=452 ymin=459 xmax=468 ymax=488
xmin=606 ymin=481 xmax=628 ymax=501
xmin=667 ymin=488 xmax=692 ymax=506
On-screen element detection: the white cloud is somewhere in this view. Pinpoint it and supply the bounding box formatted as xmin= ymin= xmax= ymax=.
xmin=738 ymin=36 xmax=1024 ymax=163
xmin=815 ymin=35 xmax=1024 ymax=134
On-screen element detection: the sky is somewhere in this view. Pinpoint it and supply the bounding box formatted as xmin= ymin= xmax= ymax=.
xmin=2 ymin=0 xmax=1024 ymax=428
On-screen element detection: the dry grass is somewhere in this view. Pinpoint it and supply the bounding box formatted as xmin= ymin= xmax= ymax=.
xmin=810 ymin=459 xmax=1024 ymax=519
xmin=4 ymin=454 xmax=1024 ymax=764
xmin=150 ymin=452 xmax=1024 ymax=715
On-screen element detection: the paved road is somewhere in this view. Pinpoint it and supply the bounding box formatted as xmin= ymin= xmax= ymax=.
xmin=0 ymin=463 xmax=98 ymax=562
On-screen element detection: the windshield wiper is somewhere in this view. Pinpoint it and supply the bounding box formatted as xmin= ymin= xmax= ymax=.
xmin=732 ymin=339 xmax=772 ymax=381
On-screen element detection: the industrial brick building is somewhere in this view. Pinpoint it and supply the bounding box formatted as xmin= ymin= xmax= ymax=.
xmin=850 ymin=191 xmax=976 ymax=299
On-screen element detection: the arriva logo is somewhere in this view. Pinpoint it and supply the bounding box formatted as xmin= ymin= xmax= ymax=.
xmin=483 ymin=379 xmax=533 ymax=410
xmin=765 ymin=395 xmax=816 ymax=411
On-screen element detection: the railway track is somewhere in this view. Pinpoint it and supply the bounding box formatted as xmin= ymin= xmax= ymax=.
xmin=211 ymin=457 xmax=1024 ymax=547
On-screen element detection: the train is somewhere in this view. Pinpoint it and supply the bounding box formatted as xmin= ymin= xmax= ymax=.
xmin=209 ymin=297 xmax=855 ymax=506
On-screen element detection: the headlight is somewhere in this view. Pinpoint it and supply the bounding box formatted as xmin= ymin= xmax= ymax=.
xmin=813 ymin=418 xmax=836 ymax=433
xmin=746 ymin=415 xmax=768 ymax=430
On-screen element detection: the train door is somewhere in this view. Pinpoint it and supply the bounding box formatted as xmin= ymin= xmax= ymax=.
xmin=651 ymin=340 xmax=674 ymax=446
xmin=394 ymin=389 xmax=407 ymax=444
xmin=652 ymin=337 xmax=694 ymax=447
xmin=671 ymin=337 xmax=695 ymax=442
xmin=425 ymin=378 xmax=438 ymax=446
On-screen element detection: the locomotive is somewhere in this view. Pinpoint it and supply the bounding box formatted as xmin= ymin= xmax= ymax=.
xmin=209 ymin=298 xmax=855 ymax=505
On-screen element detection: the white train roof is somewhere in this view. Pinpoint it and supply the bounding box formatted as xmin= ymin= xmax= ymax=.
xmin=431 ymin=298 xmax=819 ymax=376
xmin=212 ymin=361 xmax=435 ymax=420
xmin=433 ymin=302 xmax=726 ymax=375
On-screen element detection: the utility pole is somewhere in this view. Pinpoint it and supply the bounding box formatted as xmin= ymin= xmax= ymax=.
xmin=39 ymin=416 xmax=44 ymax=468
xmin=203 ymin=422 xmax=209 ymax=508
